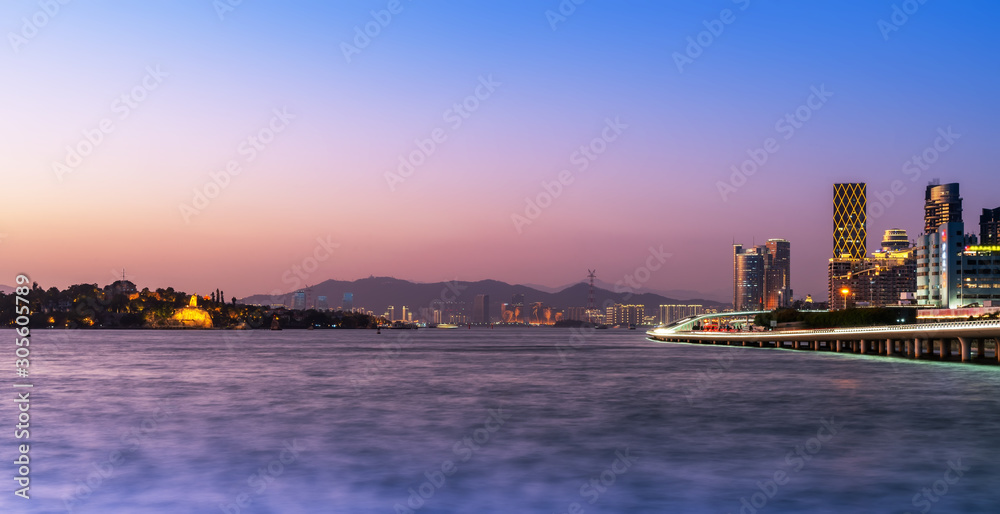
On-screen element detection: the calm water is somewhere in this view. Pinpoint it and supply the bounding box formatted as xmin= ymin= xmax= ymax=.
xmin=2 ymin=328 xmax=999 ymax=513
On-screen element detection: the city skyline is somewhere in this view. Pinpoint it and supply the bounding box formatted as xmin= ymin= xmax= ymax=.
xmin=4 ymin=2 xmax=1000 ymax=301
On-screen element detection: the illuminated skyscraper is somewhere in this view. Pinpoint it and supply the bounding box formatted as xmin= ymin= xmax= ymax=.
xmin=342 ymin=292 xmax=354 ymax=312
xmin=924 ymin=182 xmax=963 ymax=234
xmin=733 ymin=245 xmax=764 ymax=311
xmin=833 ymin=183 xmax=867 ymax=259
xmin=764 ymin=239 xmax=791 ymax=310
xmin=733 ymin=241 xmax=790 ymax=311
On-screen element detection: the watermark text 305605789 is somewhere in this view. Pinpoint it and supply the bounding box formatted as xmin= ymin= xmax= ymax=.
xmin=13 ymin=273 xmax=34 ymax=500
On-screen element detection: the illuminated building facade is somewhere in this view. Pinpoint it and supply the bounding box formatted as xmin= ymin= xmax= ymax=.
xmin=605 ymin=304 xmax=644 ymax=326
xmin=924 ymin=182 xmax=963 ymax=234
xmin=764 ymin=239 xmax=792 ymax=310
xmin=733 ymin=245 xmax=764 ymax=311
xmin=734 ymin=241 xmax=790 ymax=311
xmin=830 ymin=229 xmax=916 ymax=310
xmin=833 ymin=183 xmax=867 ymax=259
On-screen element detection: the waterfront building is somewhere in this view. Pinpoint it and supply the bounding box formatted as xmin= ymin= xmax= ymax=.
xmin=734 ymin=240 xmax=791 ymax=311
xmin=605 ymin=304 xmax=644 ymax=326
xmin=342 ymin=293 xmax=353 ymax=312
xmin=833 ymin=183 xmax=867 ymax=259
xmin=733 ymin=245 xmax=764 ymax=311
xmin=316 ymin=296 xmax=329 ymax=311
xmin=916 ymin=183 xmax=1000 ymax=308
xmin=764 ymin=239 xmax=792 ymax=310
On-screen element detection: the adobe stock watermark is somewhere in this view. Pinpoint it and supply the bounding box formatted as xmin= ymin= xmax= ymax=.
xmin=340 ymin=0 xmax=413 ymax=63
xmin=716 ymin=84 xmax=833 ymax=202
xmin=878 ymin=0 xmax=931 ymax=41
xmin=349 ymin=280 xmax=467 ymax=393
xmin=684 ymin=346 xmax=748 ymax=404
xmin=613 ymin=245 xmax=672 ymax=297
xmin=510 ymin=117 xmax=627 ymax=233
xmin=7 ymin=0 xmax=72 ymax=53
xmin=730 ymin=417 xmax=844 ymax=514
xmin=545 ymin=0 xmax=587 ymax=31
xmin=218 ymin=439 xmax=305 ymax=514
xmin=213 ymin=0 xmax=246 ymax=21
xmin=393 ymin=406 xmax=512 ymax=513
xmin=179 ymin=107 xmax=295 ymax=223
xmin=868 ymin=126 xmax=961 ymax=220
xmin=52 ymin=65 xmax=168 ymax=182
xmin=385 ymin=75 xmax=501 ymax=191
xmin=62 ymin=401 xmax=173 ymax=512
xmin=672 ymin=0 xmax=751 ymax=73
xmin=905 ymin=457 xmax=970 ymax=514
xmin=554 ymin=448 xmax=639 ymax=514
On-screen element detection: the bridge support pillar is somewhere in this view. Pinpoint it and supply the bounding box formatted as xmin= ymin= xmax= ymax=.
xmin=958 ymin=337 xmax=971 ymax=363
xmin=835 ymin=340 xmax=842 ymax=352
xmin=914 ymin=339 xmax=922 ymax=358
xmin=977 ymin=339 xmax=985 ymax=359
xmin=904 ymin=339 xmax=911 ymax=358
xmin=860 ymin=339 xmax=867 ymax=354
xmin=883 ymin=339 xmax=890 ymax=356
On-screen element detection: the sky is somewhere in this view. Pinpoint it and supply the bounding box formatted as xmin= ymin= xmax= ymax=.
xmin=2 ymin=0 xmax=999 ymax=301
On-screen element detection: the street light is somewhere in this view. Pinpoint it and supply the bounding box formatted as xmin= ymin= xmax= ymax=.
xmin=841 ymin=288 xmax=850 ymax=310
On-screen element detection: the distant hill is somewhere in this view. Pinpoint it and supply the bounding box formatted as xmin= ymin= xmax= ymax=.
xmin=0 ymin=285 xmax=13 ymax=295
xmin=240 ymin=277 xmax=729 ymax=316
xmin=519 ymin=279 xmax=729 ymax=304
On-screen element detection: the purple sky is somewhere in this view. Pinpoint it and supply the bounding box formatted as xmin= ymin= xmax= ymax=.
xmin=2 ymin=1 xmax=999 ymax=301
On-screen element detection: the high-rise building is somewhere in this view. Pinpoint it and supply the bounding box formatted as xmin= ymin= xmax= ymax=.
xmin=401 ymin=306 xmax=409 ymax=322
xmin=291 ymin=291 xmax=306 ymax=310
xmin=472 ymin=294 xmax=490 ymax=324
xmin=764 ymin=239 xmax=792 ymax=310
xmin=833 ymin=183 xmax=867 ymax=259
xmin=386 ymin=306 xmax=395 ymax=321
xmin=733 ymin=244 xmax=765 ymax=311
xmin=916 ymin=219 xmax=1000 ymax=308
xmin=981 ymin=207 xmax=1000 ymax=245
xmin=924 ymin=182 xmax=963 ymax=234
xmin=316 ymin=296 xmax=329 ymax=311
xmin=342 ymin=292 xmax=354 ymax=312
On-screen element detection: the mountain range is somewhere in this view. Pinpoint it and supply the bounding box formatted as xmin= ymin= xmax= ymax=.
xmin=239 ymin=276 xmax=729 ymax=314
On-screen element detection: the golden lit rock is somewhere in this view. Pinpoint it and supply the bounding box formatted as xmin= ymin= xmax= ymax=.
xmin=169 ymin=294 xmax=213 ymax=328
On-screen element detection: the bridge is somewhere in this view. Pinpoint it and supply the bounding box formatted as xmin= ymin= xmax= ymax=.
xmin=646 ymin=312 xmax=1000 ymax=363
